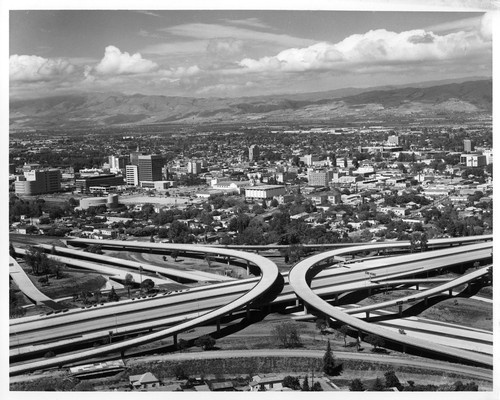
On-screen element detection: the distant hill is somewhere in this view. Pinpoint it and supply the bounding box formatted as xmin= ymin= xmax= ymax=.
xmin=9 ymin=79 xmax=492 ymax=130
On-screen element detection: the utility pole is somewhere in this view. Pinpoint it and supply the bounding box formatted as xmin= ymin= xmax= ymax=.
xmin=139 ymin=266 xmax=143 ymax=292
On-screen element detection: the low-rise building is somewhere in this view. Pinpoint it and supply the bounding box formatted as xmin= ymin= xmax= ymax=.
xmin=244 ymin=185 xmax=286 ymax=200
xmin=129 ymin=372 xmax=160 ymax=390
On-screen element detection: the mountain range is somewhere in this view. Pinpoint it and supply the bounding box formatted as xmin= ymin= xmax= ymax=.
xmin=10 ymin=78 xmax=492 ymax=130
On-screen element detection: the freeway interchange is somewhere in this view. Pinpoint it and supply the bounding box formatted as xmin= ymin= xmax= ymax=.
xmin=9 ymin=235 xmax=493 ymax=376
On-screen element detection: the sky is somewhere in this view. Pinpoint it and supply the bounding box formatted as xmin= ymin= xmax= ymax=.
xmin=8 ymin=7 xmax=494 ymax=99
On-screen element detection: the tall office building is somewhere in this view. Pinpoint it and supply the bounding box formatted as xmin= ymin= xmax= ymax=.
xmin=15 ymin=169 xmax=61 ymax=195
xmin=109 ymin=155 xmax=127 ymax=171
xmin=130 ymin=149 xmax=143 ymax=166
xmin=249 ymin=145 xmax=260 ymax=162
xmin=138 ymin=154 xmax=163 ymax=183
xmin=126 ymin=165 xmax=139 ymax=186
xmin=464 ymin=139 xmax=472 ymax=153
xmin=187 ymin=160 xmax=202 ymax=175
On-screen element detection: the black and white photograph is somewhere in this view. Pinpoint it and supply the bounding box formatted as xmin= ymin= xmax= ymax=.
xmin=5 ymin=0 xmax=498 ymax=396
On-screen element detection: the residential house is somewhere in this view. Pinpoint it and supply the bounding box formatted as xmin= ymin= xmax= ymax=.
xmin=129 ymin=372 xmax=160 ymax=390
xmin=250 ymin=375 xmax=285 ymax=391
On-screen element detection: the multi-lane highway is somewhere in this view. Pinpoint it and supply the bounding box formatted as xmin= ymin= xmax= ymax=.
xmin=288 ymin=242 xmax=493 ymax=368
xmin=10 ymin=244 xmax=280 ymax=376
xmin=10 ymin=235 xmax=492 ymax=375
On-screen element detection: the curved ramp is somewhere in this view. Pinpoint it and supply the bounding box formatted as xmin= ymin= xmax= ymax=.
xmin=10 ymin=243 xmax=280 ymax=376
xmin=9 ymin=257 xmax=53 ymax=306
xmin=289 ymin=242 xmax=493 ymax=368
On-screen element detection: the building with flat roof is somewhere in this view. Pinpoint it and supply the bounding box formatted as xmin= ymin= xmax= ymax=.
xmin=460 ymin=154 xmax=487 ymax=167
xmin=187 ymin=160 xmax=202 ymax=175
xmin=244 ymin=185 xmax=286 ymax=200
xmin=249 ymin=144 xmax=260 ymax=162
xmin=108 ymin=155 xmax=127 ymax=172
xmin=307 ymin=169 xmax=333 ymax=187
xmin=15 ymin=169 xmax=61 ymax=195
xmin=75 ymin=174 xmax=124 ymax=192
xmin=126 ymin=165 xmax=139 ymax=186
xmin=464 ymin=139 xmax=472 ymax=153
xmin=138 ymin=154 xmax=163 ymax=183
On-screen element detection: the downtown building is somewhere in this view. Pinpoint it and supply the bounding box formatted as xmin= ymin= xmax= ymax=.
xmin=137 ymin=154 xmax=163 ymax=183
xmin=249 ymin=145 xmax=260 ymax=162
xmin=307 ymin=169 xmax=334 ymax=187
xmin=15 ymin=169 xmax=62 ymax=195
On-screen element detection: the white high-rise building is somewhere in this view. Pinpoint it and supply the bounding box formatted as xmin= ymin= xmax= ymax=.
xmin=187 ymin=160 xmax=202 ymax=175
xmin=109 ymin=155 xmax=127 ymax=173
xmin=126 ymin=165 xmax=139 ymax=186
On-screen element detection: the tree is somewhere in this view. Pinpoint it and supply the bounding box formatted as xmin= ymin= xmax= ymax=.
xmin=384 ymin=370 xmax=401 ymax=390
xmin=301 ymin=376 xmax=309 ymax=391
xmin=194 ymin=335 xmax=216 ymax=351
xmin=124 ymin=273 xmax=134 ymax=298
xmin=315 ymin=318 xmax=327 ymax=332
xmin=24 ymin=246 xmax=51 ymax=276
xmin=173 ymin=365 xmax=189 ymax=380
xmin=339 ymin=324 xmax=350 ymax=347
xmin=272 ymin=321 xmax=302 ymax=348
xmin=141 ymin=278 xmax=155 ymax=293
xmin=107 ymin=287 xmax=120 ymax=302
xmin=322 ymin=340 xmax=336 ymax=375
xmin=372 ymin=377 xmax=385 ymax=391
xmin=171 ymin=250 xmax=180 ymax=261
xmin=349 ymin=378 xmax=365 ymax=391
xmin=283 ymin=376 xmax=301 ymax=390
xmin=10 ymin=288 xmax=26 ymax=318
xmin=311 ymin=382 xmax=323 ymax=391
xmin=49 ymin=260 xmax=64 ymax=279
xmin=365 ymin=334 xmax=385 ymax=351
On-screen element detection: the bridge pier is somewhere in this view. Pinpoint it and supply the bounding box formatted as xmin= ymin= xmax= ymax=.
xmin=424 ymin=297 xmax=428 ymax=306
xmin=303 ymin=303 xmax=308 ymax=314
xmin=365 ymin=311 xmax=370 ymax=321
xmin=398 ymin=304 xmax=403 ymax=317
xmin=247 ymin=261 xmax=250 ymax=275
xmin=415 ymin=283 xmax=419 ymax=290
xmin=246 ymin=305 xmax=250 ymax=319
xmin=334 ymin=294 xmax=338 ymax=305
xmin=448 ymin=289 xmax=453 ymax=296
xmin=216 ymin=319 xmax=220 ymax=332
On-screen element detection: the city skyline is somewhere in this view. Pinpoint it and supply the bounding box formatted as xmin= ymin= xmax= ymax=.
xmin=9 ymin=7 xmax=493 ymax=99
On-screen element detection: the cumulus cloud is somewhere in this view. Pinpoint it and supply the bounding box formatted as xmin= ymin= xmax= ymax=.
xmin=10 ymin=54 xmax=75 ymax=82
xmin=161 ymin=65 xmax=201 ymax=78
xmin=93 ymin=45 xmax=159 ymax=75
xmin=239 ymin=27 xmax=490 ymax=73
